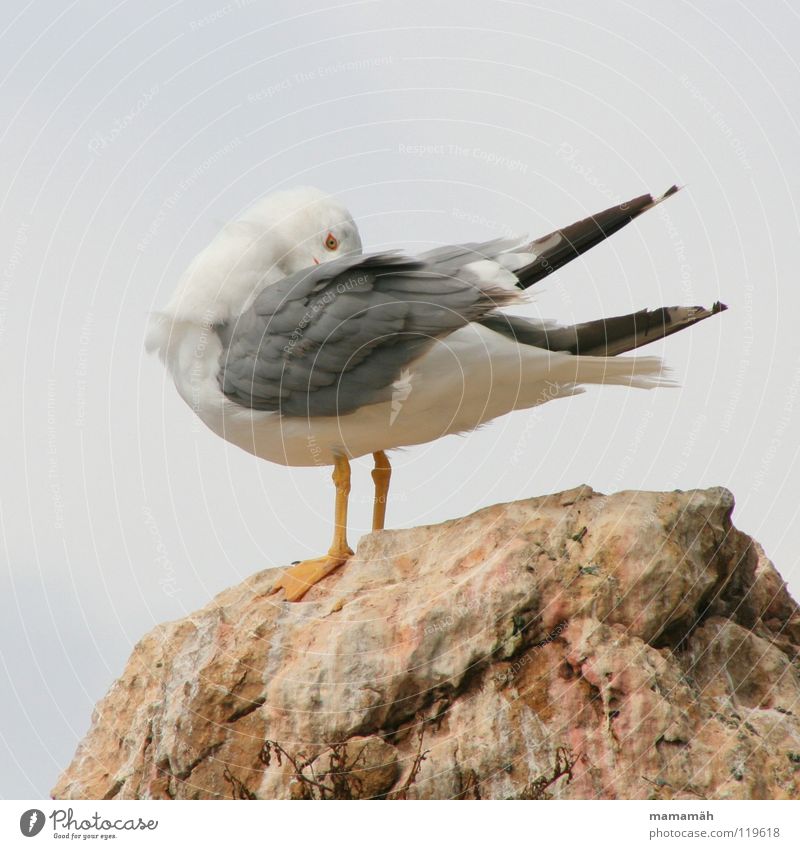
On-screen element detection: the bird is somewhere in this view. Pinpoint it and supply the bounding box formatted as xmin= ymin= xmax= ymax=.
xmin=146 ymin=185 xmax=726 ymax=601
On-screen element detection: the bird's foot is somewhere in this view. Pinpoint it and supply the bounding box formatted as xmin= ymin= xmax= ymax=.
xmin=270 ymin=551 xmax=352 ymax=602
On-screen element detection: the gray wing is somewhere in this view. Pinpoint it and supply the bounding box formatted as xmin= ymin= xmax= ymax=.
xmin=417 ymin=237 xmax=521 ymax=271
xmin=217 ymin=251 xmax=518 ymax=417
xmin=417 ymin=187 xmax=681 ymax=291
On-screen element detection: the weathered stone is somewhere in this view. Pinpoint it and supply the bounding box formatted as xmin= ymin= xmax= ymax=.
xmin=53 ymin=487 xmax=800 ymax=800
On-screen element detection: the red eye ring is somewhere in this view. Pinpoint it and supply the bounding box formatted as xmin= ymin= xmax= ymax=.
xmin=324 ymin=232 xmax=339 ymax=251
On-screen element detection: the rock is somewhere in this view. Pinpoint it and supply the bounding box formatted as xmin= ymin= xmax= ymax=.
xmin=53 ymin=486 xmax=800 ymax=800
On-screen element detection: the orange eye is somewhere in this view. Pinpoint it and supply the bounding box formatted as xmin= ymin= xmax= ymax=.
xmin=324 ymin=232 xmax=339 ymax=251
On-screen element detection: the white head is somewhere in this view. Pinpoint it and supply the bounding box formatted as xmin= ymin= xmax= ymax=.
xmin=157 ymin=186 xmax=363 ymax=328
xmin=242 ymin=185 xmax=363 ymax=274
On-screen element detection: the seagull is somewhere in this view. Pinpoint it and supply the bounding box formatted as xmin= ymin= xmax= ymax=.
xmin=146 ymin=185 xmax=726 ymax=601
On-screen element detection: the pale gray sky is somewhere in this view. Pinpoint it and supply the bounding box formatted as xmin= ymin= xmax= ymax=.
xmin=2 ymin=0 xmax=799 ymax=798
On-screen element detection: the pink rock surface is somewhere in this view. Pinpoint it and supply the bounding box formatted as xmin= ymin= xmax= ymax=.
xmin=53 ymin=487 xmax=800 ymax=800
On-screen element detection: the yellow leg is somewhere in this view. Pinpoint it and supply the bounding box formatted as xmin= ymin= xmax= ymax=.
xmin=371 ymin=451 xmax=391 ymax=531
xmin=271 ymin=456 xmax=354 ymax=602
xmin=330 ymin=454 xmax=354 ymax=557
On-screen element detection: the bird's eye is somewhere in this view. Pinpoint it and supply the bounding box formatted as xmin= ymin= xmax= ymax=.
xmin=324 ymin=232 xmax=339 ymax=251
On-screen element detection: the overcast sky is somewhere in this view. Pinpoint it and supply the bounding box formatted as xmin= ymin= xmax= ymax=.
xmin=2 ymin=0 xmax=799 ymax=798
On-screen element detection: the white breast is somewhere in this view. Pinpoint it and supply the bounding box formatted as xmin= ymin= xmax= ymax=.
xmin=151 ymin=319 xmax=664 ymax=468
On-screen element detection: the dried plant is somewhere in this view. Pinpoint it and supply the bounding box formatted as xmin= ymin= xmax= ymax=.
xmin=516 ymin=746 xmax=577 ymax=800
xmin=387 ymin=722 xmax=429 ymax=800
xmin=259 ymin=739 xmax=372 ymax=799
xmin=222 ymin=766 xmax=258 ymax=800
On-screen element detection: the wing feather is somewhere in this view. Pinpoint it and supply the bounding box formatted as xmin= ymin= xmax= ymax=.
xmin=217 ymin=252 xmax=520 ymax=416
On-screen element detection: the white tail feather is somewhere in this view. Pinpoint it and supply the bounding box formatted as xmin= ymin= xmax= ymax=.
xmin=571 ymin=354 xmax=676 ymax=390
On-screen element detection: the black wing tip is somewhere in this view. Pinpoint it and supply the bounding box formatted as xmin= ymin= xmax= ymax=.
xmin=514 ymin=182 xmax=684 ymax=291
xmin=663 ymin=301 xmax=728 ymax=323
xmin=680 ymin=300 xmax=728 ymax=318
xmin=646 ymin=184 xmax=681 ymax=207
xmin=572 ymin=300 xmax=727 ymax=356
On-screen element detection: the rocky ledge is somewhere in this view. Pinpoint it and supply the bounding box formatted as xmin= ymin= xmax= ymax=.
xmin=53 ymin=486 xmax=800 ymax=800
